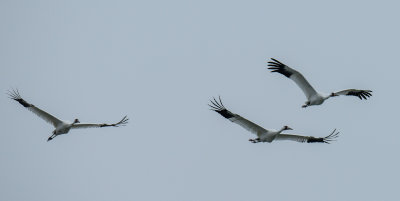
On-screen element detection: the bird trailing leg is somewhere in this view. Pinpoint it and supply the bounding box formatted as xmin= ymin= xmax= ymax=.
xmin=249 ymin=138 xmax=260 ymax=143
xmin=47 ymin=134 xmax=56 ymax=142
xmin=302 ymin=101 xmax=310 ymax=108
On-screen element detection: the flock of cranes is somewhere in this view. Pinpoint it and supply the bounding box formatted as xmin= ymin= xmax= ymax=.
xmin=8 ymin=58 xmax=372 ymax=144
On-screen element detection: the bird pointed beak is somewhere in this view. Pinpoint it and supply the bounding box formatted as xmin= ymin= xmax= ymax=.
xmin=287 ymin=127 xmax=293 ymax=130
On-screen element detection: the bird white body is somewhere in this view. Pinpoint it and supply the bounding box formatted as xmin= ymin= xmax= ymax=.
xmin=308 ymin=93 xmax=329 ymax=106
xmin=229 ymin=115 xmax=287 ymax=142
xmin=53 ymin=121 xmax=75 ymax=135
xmin=258 ymin=128 xmax=286 ymax=143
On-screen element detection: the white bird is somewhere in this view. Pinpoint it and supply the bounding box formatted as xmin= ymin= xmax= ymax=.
xmin=267 ymin=58 xmax=372 ymax=108
xmin=8 ymin=89 xmax=129 ymax=141
xmin=209 ymin=97 xmax=339 ymax=143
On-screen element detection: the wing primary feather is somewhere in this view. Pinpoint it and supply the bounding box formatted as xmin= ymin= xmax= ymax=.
xmin=7 ymin=88 xmax=32 ymax=107
xmin=334 ymin=89 xmax=373 ymax=100
xmin=218 ymin=96 xmax=226 ymax=108
xmin=209 ymin=96 xmax=269 ymax=136
xmin=307 ymin=129 xmax=339 ymax=143
xmin=8 ymin=88 xmax=63 ymax=127
xmin=270 ymin=58 xmax=284 ymax=64
xmin=208 ymin=104 xmax=220 ymax=110
xmin=267 ymin=58 xmax=318 ymax=100
xmin=100 ymin=115 xmax=129 ymax=127
xmin=209 ymin=97 xmax=235 ymax=119
xmin=210 ymin=99 xmax=222 ymax=110
xmin=213 ymin=97 xmax=224 ymax=109
xmin=267 ymin=58 xmax=293 ymax=78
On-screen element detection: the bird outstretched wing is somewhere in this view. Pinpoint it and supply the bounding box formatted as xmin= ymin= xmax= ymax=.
xmin=8 ymin=89 xmax=63 ymax=127
xmin=267 ymin=58 xmax=318 ymax=100
xmin=334 ymin=89 xmax=372 ymax=100
xmin=71 ymin=116 xmax=129 ymax=129
xmin=275 ymin=129 xmax=339 ymax=143
xmin=209 ymin=96 xmax=268 ymax=137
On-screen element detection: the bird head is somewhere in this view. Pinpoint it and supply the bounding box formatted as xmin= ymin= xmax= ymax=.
xmin=73 ymin=119 xmax=80 ymax=124
xmin=283 ymin=126 xmax=293 ymax=131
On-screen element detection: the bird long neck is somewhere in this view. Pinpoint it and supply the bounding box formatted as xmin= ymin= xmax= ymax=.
xmin=322 ymin=94 xmax=332 ymax=101
xmin=277 ymin=127 xmax=286 ymax=134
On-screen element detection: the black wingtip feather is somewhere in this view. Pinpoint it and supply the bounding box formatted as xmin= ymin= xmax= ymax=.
xmin=346 ymin=90 xmax=373 ymax=100
xmin=7 ymin=88 xmax=32 ymax=107
xmin=209 ymin=96 xmax=235 ymax=119
xmin=100 ymin=115 xmax=129 ymax=127
xmin=267 ymin=58 xmax=293 ymax=78
xmin=307 ymin=129 xmax=339 ymax=144
xmin=307 ymin=138 xmax=325 ymax=143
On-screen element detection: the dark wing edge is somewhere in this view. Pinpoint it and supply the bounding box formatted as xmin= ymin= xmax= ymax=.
xmin=209 ymin=96 xmax=269 ymax=136
xmin=307 ymin=129 xmax=340 ymax=144
xmin=100 ymin=116 xmax=129 ymax=127
xmin=335 ymin=89 xmax=372 ymax=100
xmin=267 ymin=58 xmax=318 ymax=100
xmin=208 ymin=96 xmax=235 ymax=119
xmin=7 ymin=88 xmax=63 ymax=127
xmin=7 ymin=88 xmax=33 ymax=107
xmin=267 ymin=58 xmax=294 ymax=78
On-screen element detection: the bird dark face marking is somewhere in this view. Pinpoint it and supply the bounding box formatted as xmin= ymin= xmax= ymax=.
xmin=284 ymin=126 xmax=293 ymax=130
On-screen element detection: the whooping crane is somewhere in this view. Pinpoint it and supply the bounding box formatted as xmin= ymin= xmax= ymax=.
xmin=209 ymin=97 xmax=339 ymax=143
xmin=267 ymin=58 xmax=372 ymax=108
xmin=8 ymin=89 xmax=128 ymax=141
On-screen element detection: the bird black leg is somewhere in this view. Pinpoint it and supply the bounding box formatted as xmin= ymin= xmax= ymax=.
xmin=302 ymin=101 xmax=310 ymax=108
xmin=249 ymin=138 xmax=260 ymax=143
xmin=47 ymin=134 xmax=56 ymax=142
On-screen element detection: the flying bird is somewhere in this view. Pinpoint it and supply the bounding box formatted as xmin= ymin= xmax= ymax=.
xmin=209 ymin=97 xmax=339 ymax=143
xmin=8 ymin=89 xmax=129 ymax=141
xmin=267 ymin=58 xmax=372 ymax=108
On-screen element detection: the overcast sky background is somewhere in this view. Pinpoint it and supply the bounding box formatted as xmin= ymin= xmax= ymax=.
xmin=1 ymin=0 xmax=398 ymax=201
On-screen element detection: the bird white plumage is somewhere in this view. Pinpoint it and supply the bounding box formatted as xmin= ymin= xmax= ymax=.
xmin=8 ymin=89 xmax=128 ymax=141
xmin=209 ymin=97 xmax=339 ymax=143
xmin=267 ymin=58 xmax=372 ymax=108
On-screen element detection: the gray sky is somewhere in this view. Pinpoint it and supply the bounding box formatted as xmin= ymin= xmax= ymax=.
xmin=1 ymin=0 xmax=398 ymax=200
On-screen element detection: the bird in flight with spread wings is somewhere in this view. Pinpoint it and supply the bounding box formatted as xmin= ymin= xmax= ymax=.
xmin=8 ymin=89 xmax=128 ymax=141
xmin=209 ymin=96 xmax=339 ymax=143
xmin=267 ymin=58 xmax=372 ymax=108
